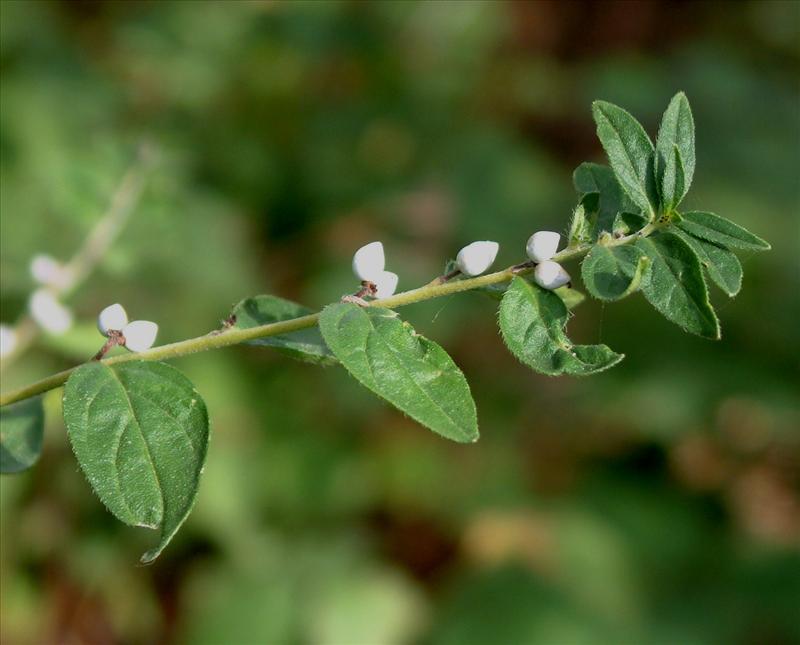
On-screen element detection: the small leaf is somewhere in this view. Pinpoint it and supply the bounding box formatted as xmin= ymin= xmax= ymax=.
xmin=592 ymin=101 xmax=658 ymax=217
xmin=660 ymin=144 xmax=686 ymax=210
xmin=636 ymin=232 xmax=720 ymax=339
xmin=319 ymin=303 xmax=478 ymax=443
xmin=478 ymin=279 xmax=586 ymax=310
xmin=612 ymin=212 xmax=648 ymax=237
xmin=581 ymin=244 xmax=651 ymax=301
xmin=677 ymin=211 xmax=771 ymax=251
xmin=673 ymin=229 xmax=742 ymax=297
xmin=573 ymin=162 xmax=639 ymax=234
xmin=233 ymin=295 xmax=336 ymax=365
xmin=568 ymin=203 xmax=594 ymax=246
xmin=1 ymin=397 xmax=44 ymax=473
xmin=63 ymin=361 xmax=209 ymax=563
xmin=499 ymin=276 xmax=623 ymax=376
xmin=655 ymin=92 xmax=695 ymax=203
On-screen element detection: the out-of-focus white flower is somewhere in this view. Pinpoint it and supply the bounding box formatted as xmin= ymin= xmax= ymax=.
xmin=526 ymin=231 xmax=561 ymax=263
xmin=30 ymin=254 xmax=72 ymax=290
xmin=0 ymin=324 xmax=17 ymax=359
xmin=456 ymin=241 xmax=499 ymax=277
xmin=122 ymin=320 xmax=158 ymax=352
xmin=352 ymin=241 xmax=385 ymax=282
xmin=29 ymin=289 xmax=73 ymax=335
xmin=373 ymin=271 xmax=399 ymax=299
xmin=97 ymin=304 xmax=129 ymax=336
xmin=534 ymin=261 xmax=571 ymax=290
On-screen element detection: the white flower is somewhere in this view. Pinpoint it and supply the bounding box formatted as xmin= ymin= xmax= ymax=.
xmin=97 ymin=303 xmax=129 ymax=336
xmin=29 ymin=289 xmax=73 ymax=335
xmin=30 ymin=254 xmax=72 ymax=290
xmin=534 ymin=261 xmax=571 ymax=290
xmin=456 ymin=241 xmax=499 ymax=277
xmin=526 ymin=231 xmax=561 ymax=263
xmin=352 ymin=241 xmax=385 ymax=282
xmin=0 ymin=324 xmax=17 ymax=359
xmin=122 ymin=320 xmax=159 ymax=352
xmin=373 ymin=271 xmax=399 ymax=299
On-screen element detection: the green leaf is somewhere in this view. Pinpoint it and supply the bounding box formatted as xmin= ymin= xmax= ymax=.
xmin=655 ymin=92 xmax=695 ymax=204
xmin=478 ymin=280 xmax=586 ymax=311
xmin=567 ymin=203 xmax=593 ymax=246
xmin=660 ymin=144 xmax=686 ymax=210
xmin=319 ymin=303 xmax=478 ymax=443
xmin=1 ymin=397 xmax=44 ymax=473
xmin=63 ymin=361 xmax=210 ymax=563
xmin=591 ymin=101 xmax=658 ymax=217
xmin=673 ymin=229 xmax=742 ymax=297
xmin=573 ymin=162 xmax=639 ymax=234
xmin=677 ymin=211 xmax=771 ymax=251
xmin=232 ymin=295 xmax=336 ymax=365
xmin=498 ymin=276 xmax=624 ymax=376
xmin=612 ymin=211 xmax=648 ymax=237
xmin=635 ymin=232 xmax=720 ymax=339
xmin=581 ymin=244 xmax=651 ymax=301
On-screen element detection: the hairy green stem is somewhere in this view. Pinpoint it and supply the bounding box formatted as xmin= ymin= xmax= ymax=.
xmin=0 ymin=224 xmax=658 ymax=408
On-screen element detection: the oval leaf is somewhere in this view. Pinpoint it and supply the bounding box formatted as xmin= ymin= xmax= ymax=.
xmin=319 ymin=303 xmax=478 ymax=443
xmin=635 ymin=232 xmax=720 ymax=339
xmin=581 ymin=244 xmax=651 ymax=301
xmin=673 ymin=229 xmax=742 ymax=297
xmin=592 ymin=101 xmax=658 ymax=217
xmin=63 ymin=361 xmax=209 ymax=563
xmin=677 ymin=211 xmax=771 ymax=251
xmin=499 ymin=276 xmax=623 ymax=376
xmin=655 ymin=92 xmax=695 ymax=204
xmin=1 ymin=396 xmax=44 ymax=473
xmin=232 ymin=295 xmax=335 ymax=365
xmin=573 ymin=162 xmax=639 ymax=235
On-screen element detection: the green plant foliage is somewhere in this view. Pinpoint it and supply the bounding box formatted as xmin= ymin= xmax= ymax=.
xmin=0 ymin=397 xmax=44 ymax=473
xmin=319 ymin=303 xmax=478 ymax=443
xmin=635 ymin=233 xmax=721 ymax=339
xmin=677 ymin=211 xmax=771 ymax=251
xmin=499 ymin=276 xmax=623 ymax=376
xmin=573 ymin=162 xmax=640 ymax=234
xmin=591 ymin=101 xmax=659 ymax=217
xmin=62 ymin=361 xmax=209 ymax=563
xmin=568 ymin=203 xmax=594 ymax=245
xmin=581 ymin=244 xmax=651 ymax=301
xmin=673 ymin=230 xmax=743 ymax=297
xmin=232 ymin=295 xmax=336 ymax=365
xmin=655 ymin=92 xmax=695 ymax=207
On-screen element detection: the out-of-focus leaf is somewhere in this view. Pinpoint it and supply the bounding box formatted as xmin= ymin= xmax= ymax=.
xmin=677 ymin=211 xmax=771 ymax=251
xmin=581 ymin=244 xmax=650 ymax=301
xmin=655 ymin=92 xmax=695 ymax=206
xmin=63 ymin=361 xmax=209 ymax=563
xmin=673 ymin=229 xmax=742 ymax=296
xmin=0 ymin=397 xmax=44 ymax=473
xmin=636 ymin=233 xmax=720 ymax=339
xmin=319 ymin=303 xmax=478 ymax=443
xmin=592 ymin=101 xmax=658 ymax=216
xmin=233 ymin=295 xmax=336 ymax=365
xmin=499 ymin=276 xmax=623 ymax=376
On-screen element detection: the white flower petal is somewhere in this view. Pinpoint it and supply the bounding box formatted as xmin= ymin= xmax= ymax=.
xmin=352 ymin=241 xmax=385 ymax=282
xmin=456 ymin=241 xmax=499 ymax=277
xmin=534 ymin=261 xmax=571 ymax=290
xmin=0 ymin=324 xmax=18 ymax=359
xmin=29 ymin=289 xmax=73 ymax=335
xmin=526 ymin=231 xmax=561 ymax=263
xmin=123 ymin=320 xmax=158 ymax=352
xmin=97 ymin=303 xmax=129 ymax=337
xmin=373 ymin=270 xmax=399 ymax=299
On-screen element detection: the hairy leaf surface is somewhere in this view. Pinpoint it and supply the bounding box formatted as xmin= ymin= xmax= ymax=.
xmin=499 ymin=277 xmax=623 ymax=376
xmin=581 ymin=244 xmax=650 ymax=301
xmin=573 ymin=162 xmax=639 ymax=234
xmin=319 ymin=303 xmax=478 ymax=443
xmin=63 ymin=361 xmax=209 ymax=563
xmin=656 ymin=92 xmax=694 ymax=205
xmin=673 ymin=230 xmax=742 ymax=297
xmin=0 ymin=397 xmax=44 ymax=473
xmin=677 ymin=212 xmax=771 ymax=251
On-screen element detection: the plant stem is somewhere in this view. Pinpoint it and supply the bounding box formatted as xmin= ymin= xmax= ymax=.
xmin=0 ymin=224 xmax=658 ymax=408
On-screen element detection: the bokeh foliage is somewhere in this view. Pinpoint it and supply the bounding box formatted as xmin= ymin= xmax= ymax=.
xmin=1 ymin=1 xmax=798 ymax=643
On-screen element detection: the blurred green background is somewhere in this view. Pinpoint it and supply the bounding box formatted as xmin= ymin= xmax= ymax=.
xmin=1 ymin=1 xmax=798 ymax=644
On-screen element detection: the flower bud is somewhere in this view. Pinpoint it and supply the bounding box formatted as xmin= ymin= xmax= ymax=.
xmin=0 ymin=324 xmax=17 ymax=359
xmin=526 ymin=231 xmax=561 ymax=263
xmin=373 ymin=271 xmax=399 ymax=299
xmin=123 ymin=320 xmax=158 ymax=352
xmin=29 ymin=289 xmax=73 ymax=335
xmin=456 ymin=241 xmax=499 ymax=277
xmin=30 ymin=254 xmax=72 ymax=290
xmin=534 ymin=261 xmax=570 ymax=290
xmin=352 ymin=241 xmax=385 ymax=282
xmin=97 ymin=304 xmax=129 ymax=337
